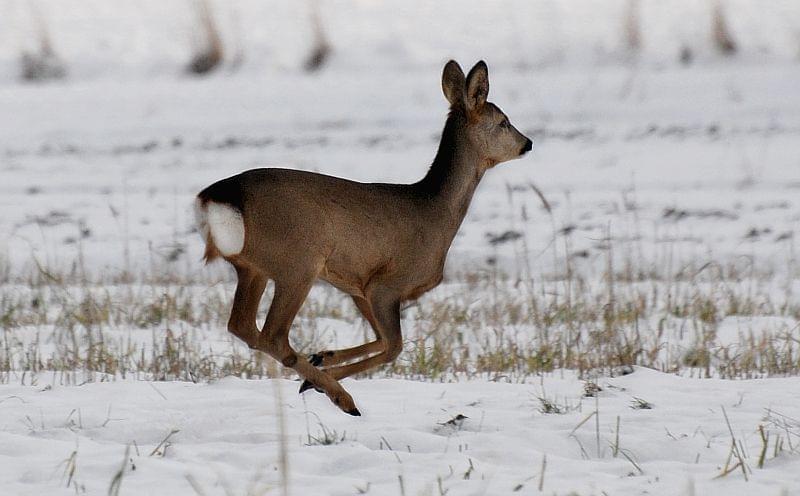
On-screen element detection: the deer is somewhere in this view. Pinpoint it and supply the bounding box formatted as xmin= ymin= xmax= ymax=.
xmin=195 ymin=60 xmax=532 ymax=415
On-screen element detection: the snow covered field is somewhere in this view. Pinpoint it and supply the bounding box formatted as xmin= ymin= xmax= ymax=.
xmin=1 ymin=1 xmax=800 ymax=494
xmin=1 ymin=369 xmax=799 ymax=495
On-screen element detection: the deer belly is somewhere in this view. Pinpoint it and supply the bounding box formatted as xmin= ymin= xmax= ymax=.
xmin=405 ymin=269 xmax=444 ymax=301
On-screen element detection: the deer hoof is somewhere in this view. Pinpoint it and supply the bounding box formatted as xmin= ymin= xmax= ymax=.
xmin=308 ymin=351 xmax=335 ymax=367
xmin=331 ymin=391 xmax=359 ymax=416
xmin=298 ymin=380 xmax=324 ymax=394
xmin=308 ymin=353 xmax=324 ymax=367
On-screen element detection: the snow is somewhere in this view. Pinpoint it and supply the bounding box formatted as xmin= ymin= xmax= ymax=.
xmin=2 ymin=0 xmax=800 ymax=494
xmin=3 ymin=63 xmax=799 ymax=281
xmin=0 ymin=368 xmax=798 ymax=495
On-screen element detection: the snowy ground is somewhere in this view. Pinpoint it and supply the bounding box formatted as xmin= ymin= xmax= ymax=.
xmin=0 ymin=368 xmax=798 ymax=495
xmin=2 ymin=1 xmax=800 ymax=495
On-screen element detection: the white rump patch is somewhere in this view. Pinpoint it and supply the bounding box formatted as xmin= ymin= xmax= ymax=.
xmin=196 ymin=199 xmax=245 ymax=256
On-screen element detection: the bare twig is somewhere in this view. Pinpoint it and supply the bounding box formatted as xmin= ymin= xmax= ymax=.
xmin=538 ymin=454 xmax=547 ymax=492
xmin=187 ymin=0 xmax=224 ymax=74
xmin=619 ymin=449 xmax=644 ymax=475
xmin=149 ymin=429 xmax=180 ymax=457
xmin=569 ymin=411 xmax=596 ymax=437
xmin=108 ymin=445 xmax=130 ymax=496
xmin=757 ymin=425 xmax=768 ymax=469
xmin=720 ymin=406 xmax=749 ymax=480
xmin=711 ymin=0 xmax=737 ymax=55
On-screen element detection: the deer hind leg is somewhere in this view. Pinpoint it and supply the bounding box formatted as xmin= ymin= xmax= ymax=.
xmin=260 ymin=273 xmax=360 ymax=416
xmin=300 ymin=295 xmax=385 ymax=393
xmin=227 ymin=265 xmax=267 ymax=348
xmin=319 ymin=290 xmax=403 ymax=382
xmin=307 ymin=296 xmax=385 ymax=368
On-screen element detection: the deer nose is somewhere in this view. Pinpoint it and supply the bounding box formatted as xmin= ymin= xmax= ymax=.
xmin=520 ymin=138 xmax=533 ymax=155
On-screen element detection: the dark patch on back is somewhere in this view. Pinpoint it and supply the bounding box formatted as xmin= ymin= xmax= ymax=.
xmin=197 ymin=174 xmax=245 ymax=212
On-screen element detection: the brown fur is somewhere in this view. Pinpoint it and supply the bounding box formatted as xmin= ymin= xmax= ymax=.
xmin=197 ymin=60 xmax=532 ymax=414
xmin=202 ymin=232 xmax=221 ymax=264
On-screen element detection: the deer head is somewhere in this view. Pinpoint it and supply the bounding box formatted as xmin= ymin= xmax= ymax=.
xmin=442 ymin=60 xmax=532 ymax=167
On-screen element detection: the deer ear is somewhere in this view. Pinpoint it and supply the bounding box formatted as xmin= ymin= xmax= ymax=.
xmin=441 ymin=60 xmax=465 ymax=107
xmin=465 ymin=61 xmax=489 ymax=112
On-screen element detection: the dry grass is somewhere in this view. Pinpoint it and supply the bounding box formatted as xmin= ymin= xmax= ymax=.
xmin=187 ymin=0 xmax=224 ymax=75
xmin=1 ymin=247 xmax=798 ymax=385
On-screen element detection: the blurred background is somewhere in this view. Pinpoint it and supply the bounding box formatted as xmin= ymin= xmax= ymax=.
xmin=1 ymin=0 xmax=799 ymax=282
xmin=2 ymin=0 xmax=800 ymax=79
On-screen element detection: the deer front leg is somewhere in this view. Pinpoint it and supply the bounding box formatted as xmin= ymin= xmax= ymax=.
xmin=315 ymin=292 xmax=403 ymax=382
xmin=300 ymin=340 xmax=385 ymax=393
xmin=301 ymin=295 xmax=385 ymax=393
xmin=306 ymin=296 xmax=384 ymax=367
xmin=259 ymin=277 xmax=361 ymax=416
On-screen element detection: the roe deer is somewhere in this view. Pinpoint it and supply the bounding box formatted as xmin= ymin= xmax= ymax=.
xmin=196 ymin=60 xmax=532 ymax=415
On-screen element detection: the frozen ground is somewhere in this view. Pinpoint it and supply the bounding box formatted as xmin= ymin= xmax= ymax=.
xmin=2 ymin=1 xmax=800 ymax=495
xmin=0 ymin=368 xmax=799 ymax=495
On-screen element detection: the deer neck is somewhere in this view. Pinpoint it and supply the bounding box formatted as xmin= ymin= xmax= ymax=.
xmin=416 ymin=110 xmax=486 ymax=237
